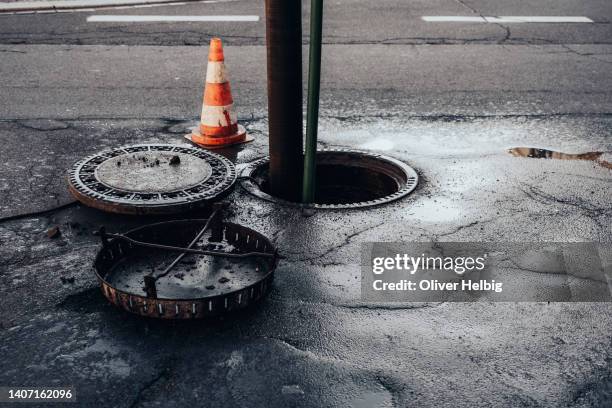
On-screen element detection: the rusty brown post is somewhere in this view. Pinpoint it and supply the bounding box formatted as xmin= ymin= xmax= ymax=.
xmin=265 ymin=0 xmax=303 ymax=201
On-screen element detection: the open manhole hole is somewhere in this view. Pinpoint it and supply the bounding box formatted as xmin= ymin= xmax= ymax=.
xmin=239 ymin=149 xmax=418 ymax=209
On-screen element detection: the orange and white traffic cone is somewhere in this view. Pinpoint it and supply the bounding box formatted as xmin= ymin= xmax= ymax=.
xmin=186 ymin=38 xmax=252 ymax=149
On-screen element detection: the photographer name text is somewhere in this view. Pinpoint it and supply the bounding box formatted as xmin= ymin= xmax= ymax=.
xmin=371 ymin=253 xmax=503 ymax=293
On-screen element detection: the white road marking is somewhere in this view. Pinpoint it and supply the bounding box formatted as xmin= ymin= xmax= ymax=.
xmin=422 ymin=16 xmax=594 ymax=23
xmin=485 ymin=16 xmax=593 ymax=23
xmin=423 ymin=16 xmax=485 ymax=23
xmin=87 ymin=15 xmax=259 ymax=22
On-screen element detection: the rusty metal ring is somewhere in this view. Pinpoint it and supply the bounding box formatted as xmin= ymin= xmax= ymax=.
xmin=93 ymin=219 xmax=277 ymax=319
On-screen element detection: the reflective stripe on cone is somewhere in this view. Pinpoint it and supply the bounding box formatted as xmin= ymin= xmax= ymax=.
xmin=206 ymin=61 xmax=228 ymax=84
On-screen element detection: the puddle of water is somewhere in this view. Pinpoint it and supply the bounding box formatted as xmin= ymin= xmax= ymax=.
xmin=508 ymin=147 xmax=611 ymax=169
xmin=358 ymin=138 xmax=396 ymax=151
xmin=406 ymin=197 xmax=463 ymax=223
xmin=323 ymin=118 xmax=612 ymax=161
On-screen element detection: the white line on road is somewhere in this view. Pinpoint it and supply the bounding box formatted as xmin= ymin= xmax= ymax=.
xmin=87 ymin=15 xmax=259 ymax=22
xmin=422 ymin=16 xmax=594 ymax=23
xmin=485 ymin=16 xmax=593 ymax=23
xmin=423 ymin=16 xmax=485 ymax=23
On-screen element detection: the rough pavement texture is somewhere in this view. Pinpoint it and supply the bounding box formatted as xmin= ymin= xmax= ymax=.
xmin=1 ymin=44 xmax=611 ymax=120
xmin=1 ymin=112 xmax=611 ymax=407
xmin=0 ymin=0 xmax=610 ymax=45
xmin=0 ymin=118 xmax=190 ymax=217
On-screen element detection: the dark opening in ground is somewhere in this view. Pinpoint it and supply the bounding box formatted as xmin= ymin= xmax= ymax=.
xmin=239 ymin=150 xmax=419 ymax=209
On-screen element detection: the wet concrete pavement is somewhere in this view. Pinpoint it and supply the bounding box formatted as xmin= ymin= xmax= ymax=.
xmin=1 ymin=110 xmax=611 ymax=407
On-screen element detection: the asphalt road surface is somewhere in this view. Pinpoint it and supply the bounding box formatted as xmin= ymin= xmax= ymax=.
xmin=0 ymin=0 xmax=611 ymax=407
xmin=0 ymin=0 xmax=610 ymax=45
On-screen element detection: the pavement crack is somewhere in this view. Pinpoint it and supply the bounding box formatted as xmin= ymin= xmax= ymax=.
xmin=559 ymin=44 xmax=612 ymax=65
xmin=336 ymin=302 xmax=444 ymax=311
xmin=17 ymin=119 xmax=71 ymax=131
xmin=268 ymin=297 xmax=444 ymax=313
xmin=500 ymin=256 xmax=584 ymax=277
xmin=453 ymin=0 xmax=479 ymax=14
xmin=435 ymin=219 xmax=494 ymax=240
xmin=261 ymin=335 xmax=309 ymax=354
xmin=25 ymin=162 xmax=35 ymax=196
xmin=0 ymin=48 xmax=26 ymax=53
xmin=376 ymin=374 xmax=410 ymax=408
xmin=551 ymin=172 xmax=611 ymax=183
xmin=2 ymin=112 xmax=611 ymax=124
xmin=449 ymin=1 xmax=511 ymax=44
xmin=323 ymin=112 xmax=612 ymax=123
xmin=520 ymin=183 xmax=609 ymax=217
xmin=0 ymin=201 xmax=77 ymax=224
xmin=571 ymin=341 xmax=612 ymax=405
xmin=497 ymin=24 xmax=511 ymax=43
xmin=289 ymin=221 xmax=385 ymax=264
xmin=1 ymin=34 xmax=612 ymax=46
xmin=129 ymin=366 xmax=172 ymax=408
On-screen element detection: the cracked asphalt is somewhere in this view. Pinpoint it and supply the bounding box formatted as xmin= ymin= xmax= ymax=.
xmin=0 ymin=0 xmax=611 ymax=407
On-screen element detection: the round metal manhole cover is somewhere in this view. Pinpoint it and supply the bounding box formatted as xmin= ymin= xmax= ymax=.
xmin=68 ymin=144 xmax=236 ymax=214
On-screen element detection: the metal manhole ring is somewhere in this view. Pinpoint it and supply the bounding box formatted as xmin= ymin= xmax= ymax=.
xmin=239 ymin=149 xmax=419 ymax=209
xmin=93 ymin=218 xmax=278 ymax=319
xmin=68 ymin=144 xmax=237 ymax=214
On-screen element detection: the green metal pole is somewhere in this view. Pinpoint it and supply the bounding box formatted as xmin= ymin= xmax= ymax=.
xmin=302 ymin=0 xmax=323 ymax=203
